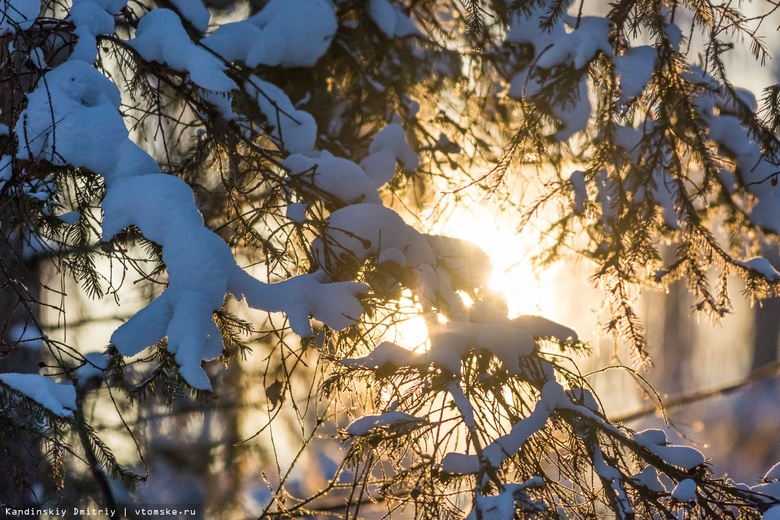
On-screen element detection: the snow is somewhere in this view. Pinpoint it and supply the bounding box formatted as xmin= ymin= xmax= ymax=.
xmin=447 ymin=380 xmax=476 ymax=428
xmin=666 ymin=22 xmax=683 ymax=51
xmin=690 ymin=73 xmax=780 ymax=233
xmin=343 ymin=316 xmax=540 ymax=377
xmin=765 ymin=461 xmax=780 ymax=481
xmin=511 ymin=315 xmax=578 ymax=342
xmin=368 ymin=0 xmax=422 ymax=38
xmin=286 ymin=202 xmax=308 ymax=223
xmin=229 ymin=269 xmax=368 ymax=338
xmin=200 ymin=0 xmax=337 ymax=69
xmin=11 ymin=1 xmax=780 ymax=513
xmin=671 ymin=479 xmax=697 ymax=502
xmin=465 ymin=489 xmax=516 ymax=520
xmin=509 ymin=68 xmax=591 ymax=141
xmin=101 ymin=172 xmax=368 ymax=388
xmin=613 ymin=46 xmax=656 ymax=104
xmin=313 ymin=203 xmax=435 ymax=275
xmin=0 ymin=0 xmax=39 ymax=35
xmin=346 ymin=410 xmax=421 ymax=436
xmin=569 ymin=170 xmax=587 ymax=214
xmin=465 ymin=478 xmax=546 ymax=519
xmin=16 ymin=60 xmax=130 ymax=176
xmin=66 ymin=1 xmax=124 ymax=62
xmin=111 ymin=293 xmax=173 ymax=357
xmin=29 ymin=47 xmax=46 ymax=69
xmin=69 ymin=0 xmax=116 ymax=62
xmin=360 ymin=123 xmax=419 ymax=188
xmin=283 ymin=152 xmax=381 ymax=205
xmin=245 ymin=76 xmax=317 ymax=154
xmin=593 ymin=445 xmax=633 ymax=517
xmin=170 ymin=0 xmax=210 ymax=33
xmin=424 ymin=235 xmax=492 ymax=291
xmin=101 ymin=174 xmax=206 ymax=246
xmin=633 ymin=428 xmax=668 ymax=446
xmin=201 ymin=22 xmax=266 ymax=68
xmin=110 ymin=140 xmax=162 ymax=183
xmin=341 ymin=341 xmax=421 ymax=369
xmin=1 ymin=57 xmax=356 ymax=391
xmin=0 ymin=155 xmax=11 ymax=188
xmin=613 ymin=123 xmax=679 ymax=228
xmin=248 ymin=0 xmax=337 ymax=68
xmin=505 ymin=7 xmax=599 ymax=141
xmin=738 ymin=257 xmax=780 ymax=282
xmin=553 ymin=77 xmax=591 ymax=141
xmin=535 ymin=17 xmax=612 ymax=70
xmin=129 ymin=9 xmax=237 ymax=93
xmin=431 ymin=320 xmax=534 ymax=374
xmin=631 ymin=466 xmax=666 ymax=493
xmin=631 ymin=429 xmax=705 ymax=470
xmin=443 ymin=382 xmax=565 ymax=474
xmin=0 ymin=373 xmax=77 ymax=417
xmin=164 ymin=291 xmax=225 ymax=389
xmin=377 ymin=247 xmax=407 ymax=267
xmin=506 ymin=3 xmax=565 ymax=51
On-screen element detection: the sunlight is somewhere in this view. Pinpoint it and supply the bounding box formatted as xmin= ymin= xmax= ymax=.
xmin=385 ymin=199 xmax=563 ymax=350
xmin=435 ymin=203 xmax=559 ymax=318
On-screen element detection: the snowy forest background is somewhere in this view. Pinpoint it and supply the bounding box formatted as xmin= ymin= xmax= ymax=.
xmin=4 ymin=0 xmax=780 ymax=518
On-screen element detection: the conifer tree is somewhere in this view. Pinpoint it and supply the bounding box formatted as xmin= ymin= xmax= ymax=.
xmin=1 ymin=0 xmax=780 ymax=518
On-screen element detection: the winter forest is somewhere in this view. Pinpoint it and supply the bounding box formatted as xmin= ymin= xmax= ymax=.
xmin=5 ymin=0 xmax=780 ymax=518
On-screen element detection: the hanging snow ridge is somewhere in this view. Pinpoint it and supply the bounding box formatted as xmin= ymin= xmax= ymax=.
xmin=464 ymin=478 xmax=547 ymax=519
xmin=534 ymin=16 xmax=612 ymax=70
xmin=15 ymin=38 xmax=368 ymax=390
xmin=342 ymin=341 xmax=422 ymax=369
xmin=671 ymin=479 xmax=697 ymax=502
xmin=199 ymin=0 xmax=337 ymax=69
xmin=631 ymin=466 xmax=667 ymax=493
xmin=103 ymin=174 xmax=368 ymax=388
xmin=368 ymin=0 xmax=422 ymax=39
xmin=201 ymin=22 xmax=267 ymax=68
xmin=0 ymin=0 xmax=40 ymax=35
xmin=346 ymin=410 xmax=423 ymax=436
xmin=169 ymin=0 xmax=210 ymax=33
xmin=68 ymin=0 xmax=126 ymax=63
xmin=0 ymin=373 xmax=77 ymax=418
xmin=510 ymin=315 xmax=579 ymax=342
xmin=360 ymin=123 xmax=420 ymax=188
xmin=631 ymin=429 xmax=705 ymax=471
xmin=247 ymin=0 xmax=337 ymax=68
xmin=613 ymin=46 xmax=656 ymax=104
xmin=736 ymin=257 xmax=780 ymax=282
xmin=283 ymin=152 xmax=382 ymax=205
xmin=442 ymin=381 xmax=564 ymax=474
xmin=129 ymin=9 xmax=237 ymax=93
xmin=245 ymin=76 xmax=318 ymax=154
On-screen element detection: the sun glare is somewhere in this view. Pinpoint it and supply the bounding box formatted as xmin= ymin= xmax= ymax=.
xmin=435 ymin=204 xmax=559 ymax=318
xmin=383 ymin=201 xmax=562 ymax=350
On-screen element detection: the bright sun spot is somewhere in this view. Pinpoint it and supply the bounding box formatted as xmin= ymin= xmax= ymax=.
xmin=383 ymin=200 xmax=563 ymax=350
xmin=434 ymin=203 xmax=560 ymax=318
